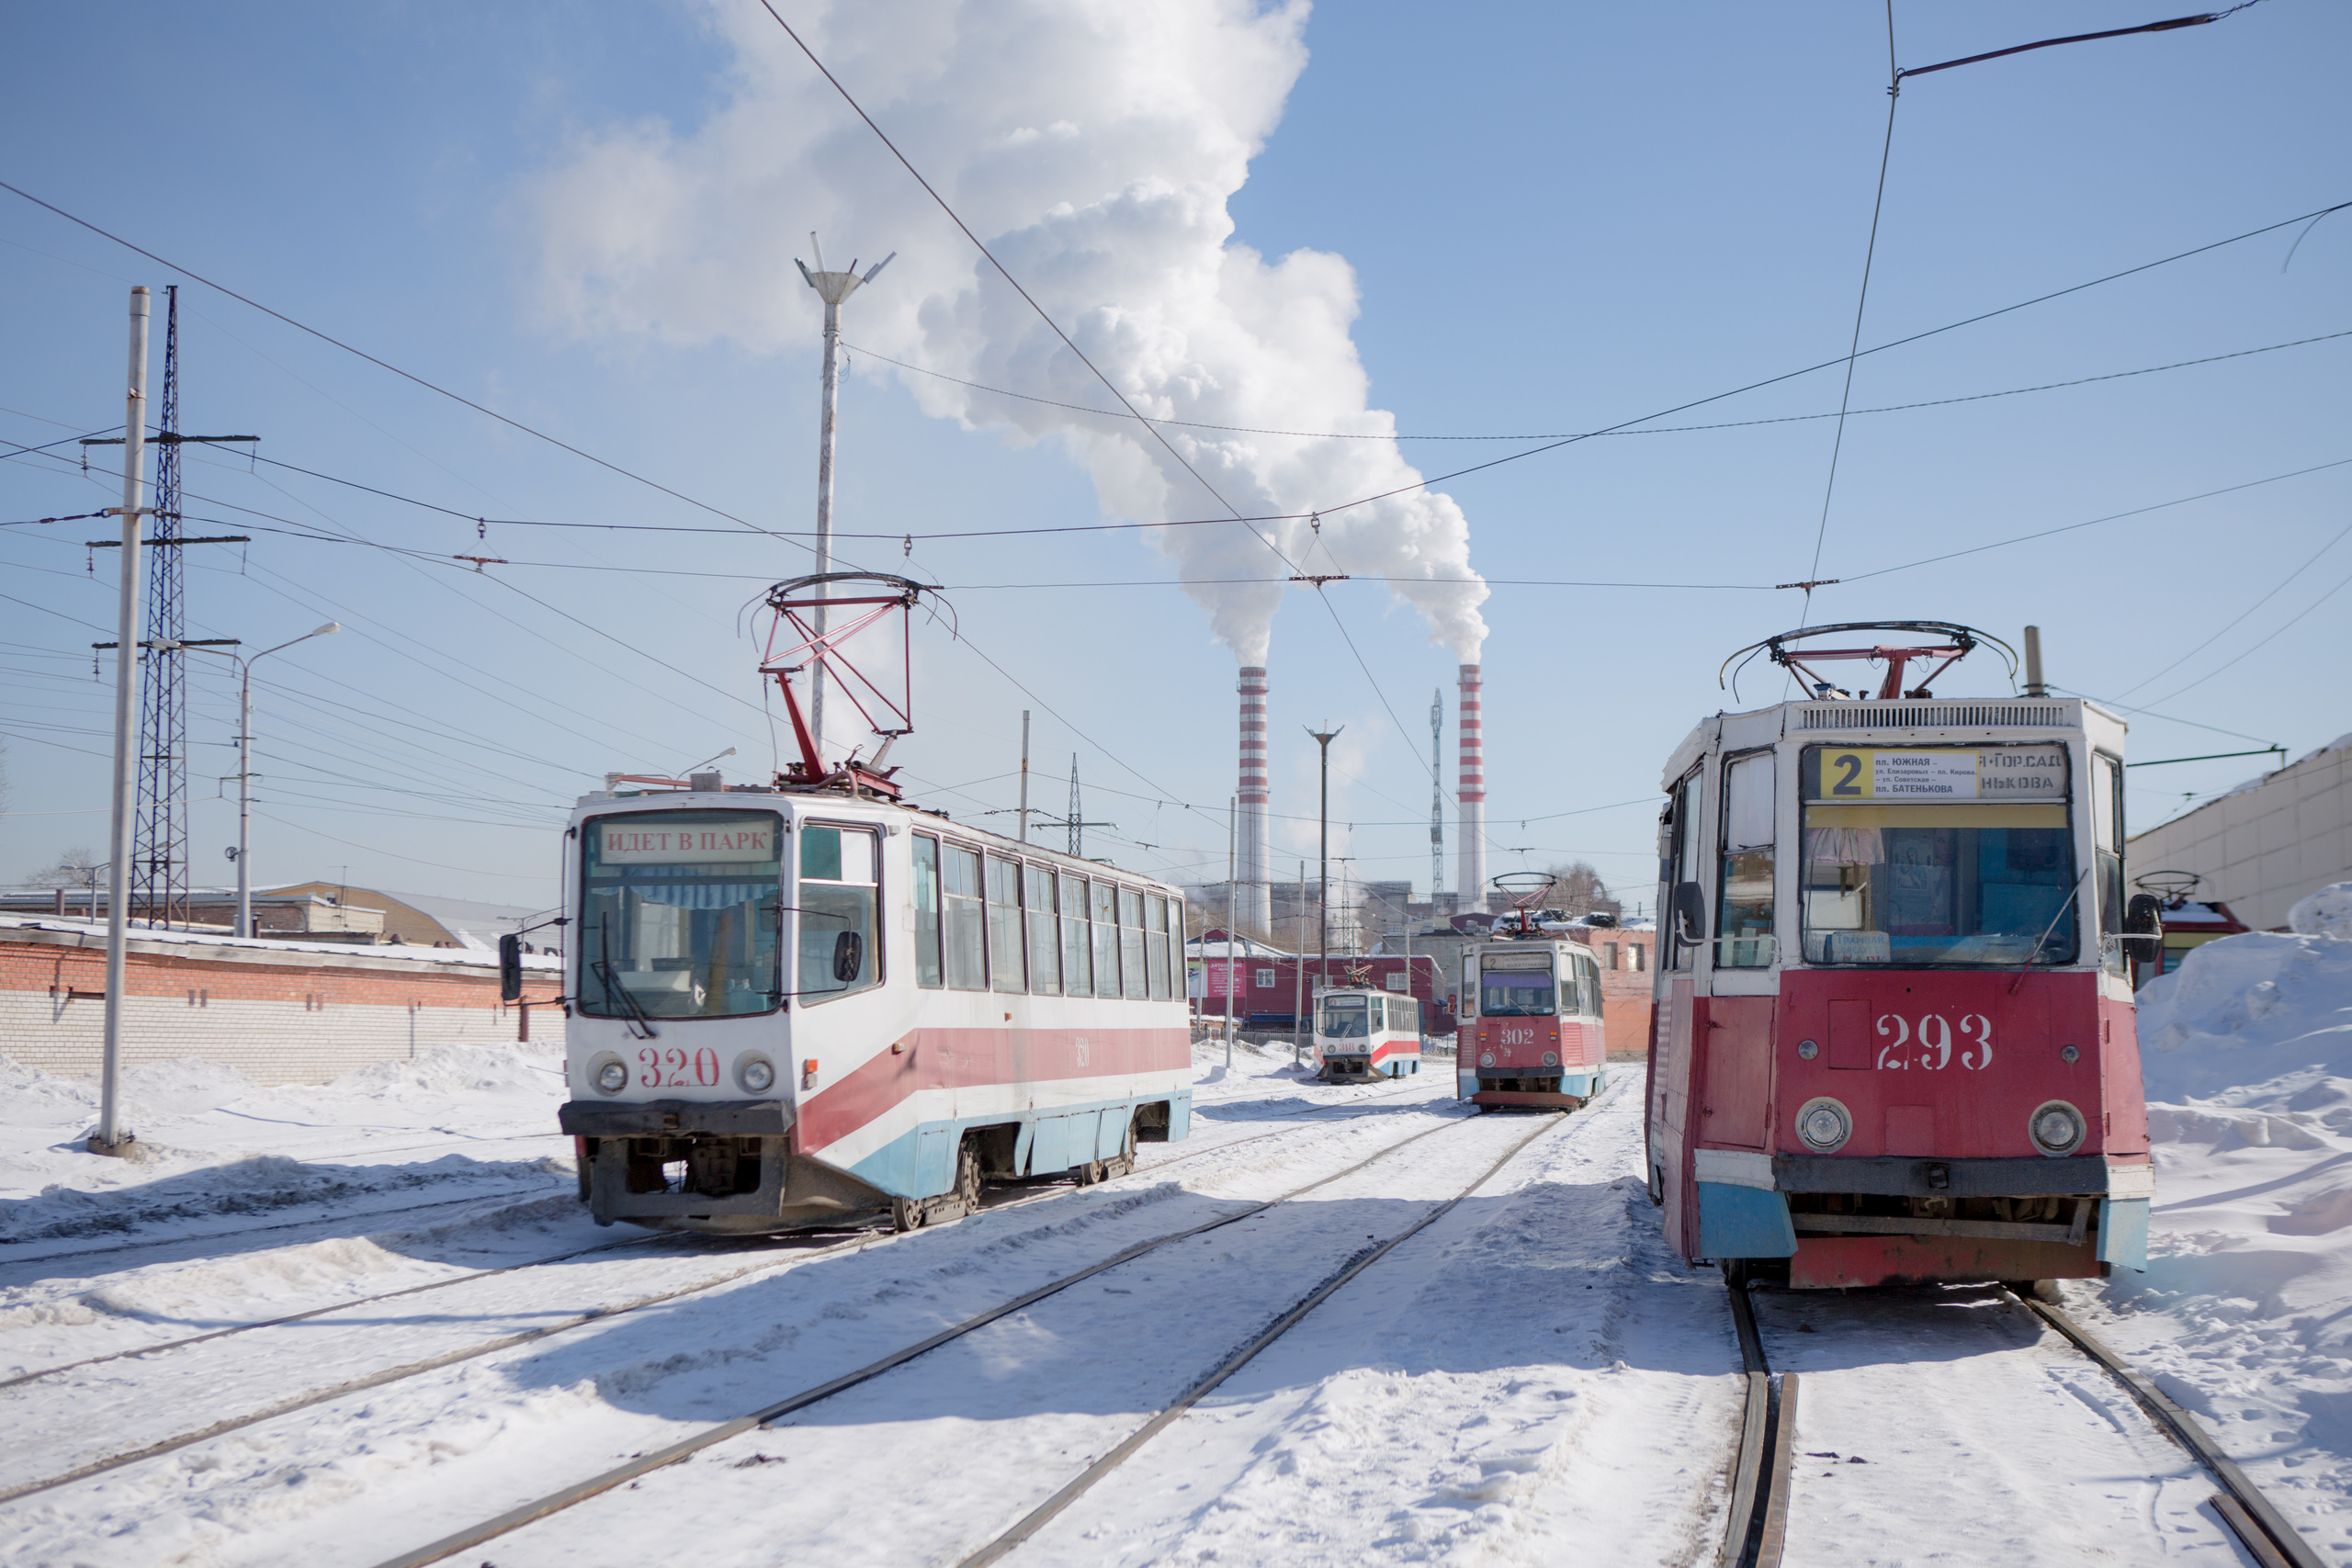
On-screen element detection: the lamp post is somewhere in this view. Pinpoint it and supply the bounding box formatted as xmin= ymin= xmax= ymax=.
xmin=1306 ymin=728 xmax=1341 ymax=1052
xmin=195 ymin=624 xmax=338 ymax=939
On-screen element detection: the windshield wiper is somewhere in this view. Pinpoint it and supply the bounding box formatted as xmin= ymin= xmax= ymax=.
xmin=593 ymin=925 xmax=660 ymax=1040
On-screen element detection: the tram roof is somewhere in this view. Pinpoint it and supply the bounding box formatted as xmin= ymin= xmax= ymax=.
xmin=1657 ymin=694 xmax=2127 ymax=790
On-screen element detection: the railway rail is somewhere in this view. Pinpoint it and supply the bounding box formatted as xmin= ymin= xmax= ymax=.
xmin=0 ymin=1074 xmax=1458 ymax=1510
xmin=1713 ymin=1276 xmax=2325 ymax=1568
xmin=0 ymin=1069 xmax=1435 ymax=1393
xmin=366 ymin=1097 xmax=1593 ymax=1568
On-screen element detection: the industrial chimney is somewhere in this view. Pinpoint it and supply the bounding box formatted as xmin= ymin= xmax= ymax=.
xmin=1457 ymin=664 xmax=1487 ymax=908
xmin=1237 ymin=666 xmax=1272 ymax=933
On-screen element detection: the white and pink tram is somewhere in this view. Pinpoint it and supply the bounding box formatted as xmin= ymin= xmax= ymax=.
xmin=1310 ymin=985 xmax=1423 ymax=1080
xmin=544 ymin=573 xmax=1193 ymax=1235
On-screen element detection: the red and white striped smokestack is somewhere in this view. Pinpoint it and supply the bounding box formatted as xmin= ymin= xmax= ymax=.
xmin=1457 ymin=663 xmax=1487 ymax=907
xmin=1238 ymin=666 xmax=1272 ymax=931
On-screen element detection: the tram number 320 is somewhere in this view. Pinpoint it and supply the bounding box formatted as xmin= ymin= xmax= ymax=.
xmin=639 ymin=1046 xmax=721 ymax=1088
xmin=1874 ymin=1013 xmax=1994 ymax=1071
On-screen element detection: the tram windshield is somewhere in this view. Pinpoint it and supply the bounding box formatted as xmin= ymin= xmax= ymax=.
xmin=1800 ymin=745 xmax=2077 ymax=966
xmin=1480 ymin=971 xmax=1556 ymax=1017
xmin=578 ymin=810 xmax=783 ymax=1020
xmin=1318 ymin=995 xmax=1373 ymax=1038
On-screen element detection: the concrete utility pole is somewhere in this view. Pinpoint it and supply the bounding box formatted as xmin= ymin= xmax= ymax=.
xmin=2022 ymin=625 xmax=2047 ymax=697
xmin=96 ymin=287 xmax=151 ymax=1157
xmin=796 ymin=234 xmax=893 ymax=764
xmin=1017 ymin=710 xmax=1032 ymax=842
xmin=1306 ymin=728 xmax=1342 ymax=1046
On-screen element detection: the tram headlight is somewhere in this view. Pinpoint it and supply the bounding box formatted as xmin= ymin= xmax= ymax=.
xmin=2029 ymin=1100 xmax=2086 ymax=1156
xmin=1542 ymin=1052 xmax=1558 ymax=1067
xmin=738 ymin=1054 xmax=776 ymax=1095
xmin=1795 ymin=1096 xmax=1852 ymax=1154
xmin=590 ymin=1055 xmax=628 ymax=1095
xmin=1479 ymin=1052 xmax=1495 ymax=1068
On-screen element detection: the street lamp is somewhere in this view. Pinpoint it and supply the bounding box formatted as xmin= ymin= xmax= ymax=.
xmin=192 ymin=623 xmax=338 ymax=938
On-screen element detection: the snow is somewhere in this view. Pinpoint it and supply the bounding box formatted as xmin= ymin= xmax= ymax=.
xmin=2292 ymin=880 xmax=2352 ymax=941
xmin=2068 ymin=905 xmax=2352 ymax=1562
xmin=6 ymin=942 xmax=2352 ymax=1564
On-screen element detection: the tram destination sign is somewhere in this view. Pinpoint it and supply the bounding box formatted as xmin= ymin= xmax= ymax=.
xmin=596 ymin=820 xmax=779 ymax=863
xmin=1813 ymin=744 xmax=2065 ymax=802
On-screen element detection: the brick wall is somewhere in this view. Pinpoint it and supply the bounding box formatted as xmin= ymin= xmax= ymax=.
xmin=0 ymin=919 xmax=564 ymax=1086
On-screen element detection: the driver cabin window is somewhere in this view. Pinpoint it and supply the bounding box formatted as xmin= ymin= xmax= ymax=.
xmin=1717 ymin=752 xmax=1775 ymax=968
xmin=797 ymin=823 xmax=880 ymax=1001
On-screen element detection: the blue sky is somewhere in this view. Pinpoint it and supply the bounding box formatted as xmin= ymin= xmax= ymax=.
xmin=3 ymin=1 xmax=2346 ymax=915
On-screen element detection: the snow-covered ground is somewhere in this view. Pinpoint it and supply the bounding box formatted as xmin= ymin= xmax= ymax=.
xmin=6 ymin=906 xmax=2350 ymax=1568
xmin=2063 ymin=887 xmax=2352 ymax=1564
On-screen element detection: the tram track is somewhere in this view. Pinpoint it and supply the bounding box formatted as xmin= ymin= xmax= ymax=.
xmin=0 ymin=1073 xmax=1441 ymax=1399
xmin=1713 ymin=1275 xmax=2325 ymax=1568
xmin=0 ymin=1078 xmax=1459 ymax=1513
xmin=363 ymin=1100 xmax=1581 ymax=1568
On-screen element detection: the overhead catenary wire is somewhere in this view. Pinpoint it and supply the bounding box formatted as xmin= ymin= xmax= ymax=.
xmin=1800 ymin=2 xmax=1902 ymax=622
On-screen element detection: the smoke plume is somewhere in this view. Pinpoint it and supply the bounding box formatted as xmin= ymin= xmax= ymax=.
xmin=532 ymin=0 xmax=1488 ymax=665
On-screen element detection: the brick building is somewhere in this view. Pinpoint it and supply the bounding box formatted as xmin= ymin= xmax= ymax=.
xmin=0 ymin=916 xmax=563 ymax=1087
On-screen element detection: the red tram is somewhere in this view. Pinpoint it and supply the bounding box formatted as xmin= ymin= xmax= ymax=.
xmin=1645 ymin=624 xmax=2158 ymax=1290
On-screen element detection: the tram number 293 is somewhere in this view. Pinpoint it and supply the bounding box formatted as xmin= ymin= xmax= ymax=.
xmin=1873 ymin=1013 xmax=1993 ymax=1072
xmin=639 ymin=1046 xmax=722 ymax=1089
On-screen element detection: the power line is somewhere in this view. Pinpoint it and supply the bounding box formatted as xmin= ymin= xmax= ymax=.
xmin=2111 ymin=513 xmax=2352 ymax=698
xmin=0 ymin=177 xmax=829 ymax=561
xmin=1803 ymin=2 xmax=1902 ymax=618
xmin=842 ymin=326 xmax=2352 ymax=443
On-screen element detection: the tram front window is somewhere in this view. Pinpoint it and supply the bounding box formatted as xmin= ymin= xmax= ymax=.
xmin=578 ymin=810 xmax=782 ymax=1020
xmin=1319 ymin=996 xmax=1370 ymax=1038
xmin=1800 ymin=744 xmax=2076 ymax=966
xmin=1480 ymin=972 xmax=1556 ymax=1016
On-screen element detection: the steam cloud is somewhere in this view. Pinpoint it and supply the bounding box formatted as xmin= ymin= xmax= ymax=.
xmin=532 ymin=0 xmax=1488 ymax=665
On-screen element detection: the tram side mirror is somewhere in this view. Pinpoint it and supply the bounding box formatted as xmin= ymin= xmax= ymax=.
xmin=1670 ymin=882 xmax=1707 ymax=949
xmin=2124 ymin=893 xmax=2164 ymax=939
xmin=498 ymin=933 xmax=524 ymax=1003
xmin=831 ymin=931 xmax=864 ymax=983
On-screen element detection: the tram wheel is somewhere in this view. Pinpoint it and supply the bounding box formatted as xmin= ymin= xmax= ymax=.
xmin=951 ymin=1138 xmax=984 ymax=1219
xmin=890 ymin=1195 xmax=925 ymax=1233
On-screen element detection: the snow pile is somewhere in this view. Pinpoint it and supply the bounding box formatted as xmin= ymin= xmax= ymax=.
xmin=2084 ymin=912 xmax=2352 ymax=1555
xmin=2292 ymin=880 xmax=2352 ymax=941
xmin=0 ymin=1043 xmax=573 ymax=1245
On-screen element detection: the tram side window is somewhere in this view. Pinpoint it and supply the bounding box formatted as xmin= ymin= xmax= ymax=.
xmin=1394 ymin=997 xmax=1419 ymax=1036
xmin=1091 ymin=880 xmax=1121 ymax=998
xmin=1059 ymin=872 xmax=1091 ymax=997
xmin=1025 ymin=864 xmax=1061 ymax=995
xmin=1168 ymin=900 xmax=1186 ymax=997
xmin=1145 ymin=895 xmax=1171 ymax=999
xmin=1666 ymin=771 xmax=1702 ymax=971
xmin=943 ymin=844 xmax=986 ymax=990
xmin=2092 ymin=753 xmax=2124 ymax=953
xmin=912 ymin=835 xmax=943 ymax=988
xmin=987 ymin=856 xmax=1025 ymax=993
xmin=1118 ymin=888 xmax=1148 ymax=1000
xmin=797 ymin=824 xmax=880 ymax=1002
xmin=1580 ymin=954 xmax=1603 ymax=1016
xmin=1717 ymin=751 xmax=1775 ymax=968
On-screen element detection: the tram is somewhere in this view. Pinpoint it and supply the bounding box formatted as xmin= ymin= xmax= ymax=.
xmin=1456 ymin=938 xmax=1609 ymax=1110
xmin=1645 ymin=624 xmax=2157 ymax=1290
xmin=536 ymin=573 xmax=1193 ymax=1235
xmin=1311 ymin=986 xmax=1423 ymax=1080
